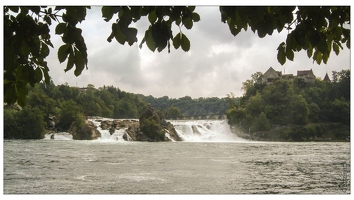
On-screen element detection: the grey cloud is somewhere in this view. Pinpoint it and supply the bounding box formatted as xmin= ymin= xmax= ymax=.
xmin=46 ymin=6 xmax=350 ymax=98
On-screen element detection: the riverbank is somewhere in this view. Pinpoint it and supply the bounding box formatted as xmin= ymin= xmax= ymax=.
xmin=231 ymin=123 xmax=350 ymax=142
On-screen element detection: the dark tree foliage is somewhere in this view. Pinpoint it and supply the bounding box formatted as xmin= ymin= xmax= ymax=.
xmin=138 ymin=95 xmax=229 ymax=117
xmin=4 ymin=106 xmax=46 ymax=139
xmin=4 ymin=6 xmax=350 ymax=107
xmin=227 ymin=70 xmax=350 ymax=141
xmin=4 ymin=82 xmax=150 ymax=139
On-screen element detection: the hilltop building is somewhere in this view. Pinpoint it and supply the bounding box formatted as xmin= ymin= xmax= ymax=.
xmin=260 ymin=67 xmax=318 ymax=84
xmin=323 ymin=73 xmax=331 ymax=82
xmin=297 ymin=69 xmax=316 ymax=83
xmin=261 ymin=67 xmax=282 ymax=85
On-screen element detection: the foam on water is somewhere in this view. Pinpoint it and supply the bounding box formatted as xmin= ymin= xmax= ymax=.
xmin=88 ymin=118 xmax=128 ymax=142
xmin=43 ymin=132 xmax=73 ymax=140
xmin=169 ymin=120 xmax=247 ymax=142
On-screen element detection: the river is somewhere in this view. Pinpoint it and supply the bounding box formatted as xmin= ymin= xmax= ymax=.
xmin=3 ymin=120 xmax=351 ymax=194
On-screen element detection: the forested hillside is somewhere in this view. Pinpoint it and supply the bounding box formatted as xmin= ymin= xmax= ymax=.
xmin=4 ymin=82 xmax=232 ymax=139
xmin=4 ymin=83 xmax=149 ymax=139
xmin=226 ymin=69 xmax=350 ymax=141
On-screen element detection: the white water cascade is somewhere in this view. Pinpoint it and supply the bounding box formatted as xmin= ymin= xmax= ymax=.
xmin=170 ymin=120 xmax=247 ymax=142
xmin=89 ymin=119 xmax=129 ymax=142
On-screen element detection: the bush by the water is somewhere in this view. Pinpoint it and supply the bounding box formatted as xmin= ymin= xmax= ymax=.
xmin=140 ymin=118 xmax=165 ymax=141
xmin=253 ymin=123 xmax=350 ymax=141
xmin=139 ymin=107 xmax=165 ymax=141
xmin=4 ymin=106 xmax=46 ymax=139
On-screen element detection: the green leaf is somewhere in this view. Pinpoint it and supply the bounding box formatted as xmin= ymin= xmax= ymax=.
xmin=187 ymin=6 xmax=195 ymax=12
xmin=102 ymin=6 xmax=120 ymax=22
xmin=74 ymin=50 xmax=85 ymax=76
xmin=317 ymin=36 xmax=328 ymax=54
xmin=286 ymin=47 xmax=294 ymax=61
xmin=167 ymin=41 xmax=170 ymax=53
xmin=309 ymin=31 xmax=321 ymax=47
xmin=28 ymin=65 xmax=37 ymax=87
xmin=145 ymin=29 xmax=156 ymax=52
xmin=16 ymin=81 xmax=28 ymax=107
xmin=114 ymin=23 xmax=126 ymax=45
xmin=313 ymin=50 xmax=322 ymax=65
xmin=58 ymin=44 xmax=70 ymax=63
xmin=148 ymin=10 xmax=157 ymax=24
xmin=175 ymin=17 xmax=181 ymax=26
xmin=322 ymin=52 xmax=329 ymax=64
xmin=8 ymin=6 xmax=19 ymax=13
xmin=107 ymin=23 xmax=116 ymax=43
xmin=277 ymin=43 xmax=286 ymax=65
xmin=107 ymin=32 xmax=114 ymax=43
xmin=42 ymin=65 xmax=51 ymax=84
xmin=139 ymin=37 xmax=146 ymax=49
xmin=43 ymin=15 xmax=51 ymax=25
xmin=4 ymin=82 xmax=17 ymax=105
xmin=64 ymin=53 xmax=75 ymax=72
xmin=333 ymin=43 xmax=340 ymax=55
xmin=40 ymin=43 xmax=50 ymax=58
xmin=125 ymin=28 xmax=138 ymax=46
xmin=192 ymin=13 xmax=200 ymax=22
xmin=55 ymin=23 xmax=66 ymax=35
xmin=183 ymin=17 xmax=193 ymax=29
xmin=173 ymin=33 xmax=181 ymax=49
xmin=180 ymin=33 xmax=190 ymax=52
xmin=307 ymin=47 xmax=313 ymax=58
xmin=35 ymin=67 xmax=43 ymax=82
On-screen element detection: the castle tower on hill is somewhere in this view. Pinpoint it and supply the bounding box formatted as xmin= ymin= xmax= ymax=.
xmin=261 ymin=67 xmax=316 ymax=84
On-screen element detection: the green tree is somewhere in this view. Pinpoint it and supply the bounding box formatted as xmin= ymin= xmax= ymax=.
xmin=251 ymin=72 xmax=263 ymax=83
xmin=226 ymin=107 xmax=246 ymax=126
xmin=140 ymin=118 xmax=165 ymax=141
xmin=288 ymin=94 xmax=309 ymax=125
xmin=328 ymin=99 xmax=350 ymax=125
xmin=4 ymin=6 xmax=350 ymax=107
xmin=262 ymin=80 xmax=291 ymax=124
xmin=166 ymin=106 xmax=182 ymax=119
xmin=308 ymin=102 xmax=320 ymax=123
xmin=4 ymin=109 xmax=20 ymax=139
xmin=4 ymin=106 xmax=46 ymax=139
xmin=245 ymin=92 xmax=264 ymax=117
xmin=57 ymin=100 xmax=83 ymax=130
xmin=336 ymin=69 xmax=350 ymax=101
xmin=252 ymin=112 xmax=271 ymax=132
xmin=113 ymin=98 xmax=138 ymax=118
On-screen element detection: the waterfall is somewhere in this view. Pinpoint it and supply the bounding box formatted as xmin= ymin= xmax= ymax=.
xmin=169 ymin=120 xmax=247 ymax=142
xmin=88 ymin=118 xmax=128 ymax=142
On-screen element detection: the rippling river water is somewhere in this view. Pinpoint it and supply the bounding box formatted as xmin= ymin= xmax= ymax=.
xmin=3 ymin=139 xmax=350 ymax=194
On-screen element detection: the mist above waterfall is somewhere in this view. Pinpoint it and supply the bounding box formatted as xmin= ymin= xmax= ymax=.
xmin=170 ymin=120 xmax=246 ymax=142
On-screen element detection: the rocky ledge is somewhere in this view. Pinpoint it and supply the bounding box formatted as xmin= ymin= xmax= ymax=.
xmin=69 ymin=107 xmax=182 ymax=141
xmin=69 ymin=120 xmax=101 ymax=140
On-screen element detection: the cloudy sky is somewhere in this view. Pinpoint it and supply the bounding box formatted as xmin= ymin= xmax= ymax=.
xmin=33 ymin=4 xmax=352 ymax=98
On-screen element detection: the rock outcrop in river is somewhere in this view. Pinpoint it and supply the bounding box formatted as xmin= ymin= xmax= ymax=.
xmin=69 ymin=106 xmax=182 ymax=141
xmin=69 ymin=120 xmax=101 ymax=140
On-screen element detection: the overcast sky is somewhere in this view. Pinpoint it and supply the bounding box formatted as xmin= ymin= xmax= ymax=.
xmin=13 ymin=4 xmax=354 ymax=98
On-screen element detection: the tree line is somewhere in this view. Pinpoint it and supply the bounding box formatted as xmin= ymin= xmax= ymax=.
xmin=226 ymin=69 xmax=350 ymax=141
xmin=138 ymin=95 xmax=230 ymax=118
xmin=4 ymin=82 xmax=148 ymax=139
xmin=4 ymin=81 xmax=231 ymax=139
